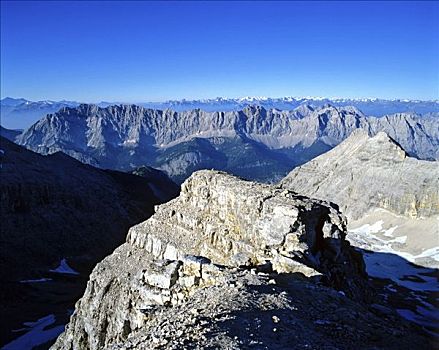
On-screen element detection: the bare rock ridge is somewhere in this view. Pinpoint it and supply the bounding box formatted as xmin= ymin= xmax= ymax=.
xmin=281 ymin=130 xmax=439 ymax=220
xmin=16 ymin=104 xmax=439 ymax=183
xmin=280 ymin=130 xmax=439 ymax=337
xmin=52 ymin=171 xmax=431 ymax=350
xmin=125 ymin=170 xmax=365 ymax=293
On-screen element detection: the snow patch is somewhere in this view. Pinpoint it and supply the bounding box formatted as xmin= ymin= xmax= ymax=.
xmin=3 ymin=314 xmax=64 ymax=350
xmin=362 ymin=251 xmax=438 ymax=292
xmin=397 ymin=307 xmax=439 ymax=330
xmin=20 ymin=278 xmax=52 ymax=283
xmin=50 ymin=259 xmax=79 ymax=275
xmin=414 ymin=246 xmax=439 ymax=262
xmin=350 ymin=221 xmax=384 ymax=235
xmin=383 ymin=226 xmax=398 ymax=237
xmin=389 ymin=235 xmax=407 ymax=244
xmin=349 ymin=219 xmax=439 ymax=333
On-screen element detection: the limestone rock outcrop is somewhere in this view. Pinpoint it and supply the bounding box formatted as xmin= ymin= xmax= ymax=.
xmin=53 ymin=244 xmax=431 ymax=350
xmin=51 ymin=170 xmax=376 ymax=350
xmin=126 ymin=170 xmax=366 ymax=292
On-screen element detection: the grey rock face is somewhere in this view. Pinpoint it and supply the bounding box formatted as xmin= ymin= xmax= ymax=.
xmin=4 ymin=96 xmax=439 ymax=130
xmin=16 ymin=104 xmax=439 ymax=183
xmin=51 ymin=170 xmax=377 ymax=350
xmin=52 ymin=245 xmax=431 ymax=350
xmin=280 ymin=129 xmax=439 ymax=337
xmin=125 ymin=170 xmax=363 ymax=288
xmin=281 ymin=130 xmax=439 ymax=220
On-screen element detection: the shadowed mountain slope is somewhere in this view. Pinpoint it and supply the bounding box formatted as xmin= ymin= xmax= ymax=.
xmin=0 ymin=137 xmax=178 ymax=346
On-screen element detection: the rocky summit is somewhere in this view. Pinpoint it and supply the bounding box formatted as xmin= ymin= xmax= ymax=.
xmin=51 ymin=171 xmax=432 ymax=350
xmin=281 ymin=129 xmax=439 ymax=220
xmin=16 ymin=104 xmax=439 ymax=183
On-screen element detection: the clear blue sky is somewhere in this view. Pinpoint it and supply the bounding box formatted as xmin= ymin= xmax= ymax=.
xmin=1 ymin=1 xmax=438 ymax=102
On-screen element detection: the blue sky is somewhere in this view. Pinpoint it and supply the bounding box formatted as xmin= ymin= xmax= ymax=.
xmin=1 ymin=1 xmax=438 ymax=102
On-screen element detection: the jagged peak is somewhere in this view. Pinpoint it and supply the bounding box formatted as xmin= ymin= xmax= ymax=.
xmin=312 ymin=104 xmax=365 ymax=117
xmin=294 ymin=103 xmax=314 ymax=111
xmin=242 ymin=104 xmax=267 ymax=113
xmin=339 ymin=105 xmax=365 ymax=116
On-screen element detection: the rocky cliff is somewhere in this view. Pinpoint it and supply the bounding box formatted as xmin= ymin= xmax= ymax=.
xmin=4 ymin=96 xmax=439 ymax=130
xmin=16 ymin=104 xmax=439 ymax=183
xmin=51 ymin=171 xmax=431 ymax=350
xmin=280 ymin=130 xmax=439 ymax=220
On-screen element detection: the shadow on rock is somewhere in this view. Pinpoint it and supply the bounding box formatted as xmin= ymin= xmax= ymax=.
xmin=356 ymin=248 xmax=439 ymax=337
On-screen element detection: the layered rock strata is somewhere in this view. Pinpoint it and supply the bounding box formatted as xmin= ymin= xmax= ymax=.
xmin=52 ymin=170 xmax=376 ymax=350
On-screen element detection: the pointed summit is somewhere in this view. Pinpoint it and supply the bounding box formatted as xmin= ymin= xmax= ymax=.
xmin=323 ymin=129 xmax=407 ymax=162
xmin=281 ymin=130 xmax=438 ymax=219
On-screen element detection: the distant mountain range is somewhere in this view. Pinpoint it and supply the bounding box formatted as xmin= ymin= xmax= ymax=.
xmin=141 ymin=96 xmax=439 ymax=116
xmin=2 ymin=96 xmax=439 ymax=129
xmin=12 ymin=103 xmax=439 ymax=183
xmin=1 ymin=98 xmax=79 ymax=129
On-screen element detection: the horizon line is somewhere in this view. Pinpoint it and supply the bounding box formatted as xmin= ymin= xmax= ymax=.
xmin=2 ymin=95 xmax=439 ymax=104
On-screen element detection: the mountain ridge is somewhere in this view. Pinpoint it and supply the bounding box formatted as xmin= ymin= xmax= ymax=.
xmin=2 ymin=96 xmax=439 ymax=130
xmin=280 ymin=130 xmax=439 ymax=334
xmin=16 ymin=104 xmax=439 ymax=183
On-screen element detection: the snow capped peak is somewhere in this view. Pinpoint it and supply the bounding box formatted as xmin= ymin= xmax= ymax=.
xmin=238 ymin=96 xmax=269 ymax=102
xmin=2 ymin=96 xmax=439 ymax=130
